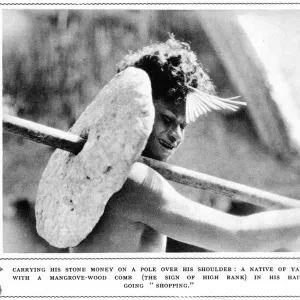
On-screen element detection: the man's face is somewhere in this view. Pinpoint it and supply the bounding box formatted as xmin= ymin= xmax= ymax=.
xmin=142 ymin=99 xmax=187 ymax=162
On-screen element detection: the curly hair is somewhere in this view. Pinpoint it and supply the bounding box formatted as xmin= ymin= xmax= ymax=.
xmin=117 ymin=35 xmax=215 ymax=106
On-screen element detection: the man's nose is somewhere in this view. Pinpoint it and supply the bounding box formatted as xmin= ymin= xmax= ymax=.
xmin=168 ymin=125 xmax=182 ymax=143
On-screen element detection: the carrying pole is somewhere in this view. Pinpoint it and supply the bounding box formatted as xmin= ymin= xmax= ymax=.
xmin=3 ymin=113 xmax=300 ymax=210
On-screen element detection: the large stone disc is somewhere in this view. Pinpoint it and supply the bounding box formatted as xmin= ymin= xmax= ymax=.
xmin=35 ymin=67 xmax=154 ymax=248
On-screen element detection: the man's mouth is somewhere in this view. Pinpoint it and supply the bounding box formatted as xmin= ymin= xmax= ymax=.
xmin=159 ymin=139 xmax=176 ymax=150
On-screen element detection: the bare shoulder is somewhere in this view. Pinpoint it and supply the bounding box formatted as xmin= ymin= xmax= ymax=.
xmin=114 ymin=162 xmax=167 ymax=196
xmin=107 ymin=162 xmax=170 ymax=221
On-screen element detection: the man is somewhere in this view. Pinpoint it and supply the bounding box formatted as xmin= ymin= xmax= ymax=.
xmin=72 ymin=36 xmax=300 ymax=252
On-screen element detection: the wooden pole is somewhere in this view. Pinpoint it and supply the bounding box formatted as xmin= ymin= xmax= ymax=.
xmin=3 ymin=114 xmax=85 ymax=154
xmin=3 ymin=113 xmax=300 ymax=210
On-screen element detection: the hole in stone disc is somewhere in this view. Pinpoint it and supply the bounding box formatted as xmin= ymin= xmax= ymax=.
xmin=104 ymin=166 xmax=112 ymax=174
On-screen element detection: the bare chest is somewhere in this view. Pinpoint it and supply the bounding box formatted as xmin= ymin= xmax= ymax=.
xmin=73 ymin=209 xmax=166 ymax=253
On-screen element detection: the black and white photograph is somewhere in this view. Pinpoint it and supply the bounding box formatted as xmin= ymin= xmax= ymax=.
xmin=2 ymin=7 xmax=300 ymax=256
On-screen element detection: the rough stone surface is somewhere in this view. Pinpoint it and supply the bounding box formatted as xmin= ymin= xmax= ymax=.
xmin=35 ymin=67 xmax=154 ymax=248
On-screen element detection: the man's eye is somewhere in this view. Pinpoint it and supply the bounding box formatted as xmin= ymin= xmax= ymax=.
xmin=180 ymin=123 xmax=187 ymax=130
xmin=163 ymin=116 xmax=171 ymax=123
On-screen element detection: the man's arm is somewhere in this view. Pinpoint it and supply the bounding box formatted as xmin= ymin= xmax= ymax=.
xmin=121 ymin=162 xmax=300 ymax=252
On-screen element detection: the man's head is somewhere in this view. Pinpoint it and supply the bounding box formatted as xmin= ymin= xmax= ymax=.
xmin=117 ymin=35 xmax=215 ymax=161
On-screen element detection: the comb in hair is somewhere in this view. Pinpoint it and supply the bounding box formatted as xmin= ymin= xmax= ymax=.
xmin=186 ymin=86 xmax=247 ymax=123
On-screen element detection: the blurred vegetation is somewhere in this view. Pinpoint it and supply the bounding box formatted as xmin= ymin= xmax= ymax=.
xmin=3 ymin=10 xmax=233 ymax=126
